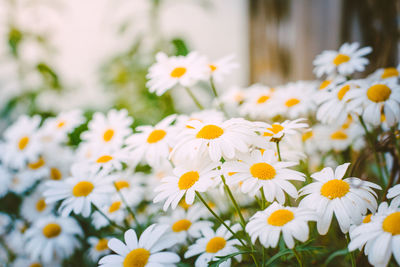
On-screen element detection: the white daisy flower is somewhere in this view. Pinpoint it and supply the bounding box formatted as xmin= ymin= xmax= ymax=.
xmin=81 ymin=109 xmax=133 ymax=149
xmin=5 ymin=220 xmax=27 ymax=254
xmin=92 ymin=198 xmax=126 ymax=230
xmin=24 ymin=216 xmax=82 ymax=263
xmin=346 ymin=79 xmax=400 ymax=126
xmin=387 ymin=184 xmax=400 ymax=207
xmin=316 ymin=76 xmax=347 ymax=92
xmin=0 ymin=213 xmax=11 ymax=235
xmin=223 ymin=149 xmax=305 ymax=203
xmin=367 ymin=64 xmax=400 ymax=82
xmin=21 ymin=185 xmax=54 ymax=222
xmin=256 ymin=118 xmax=309 ymax=141
xmin=239 ymin=84 xmax=276 ymax=120
xmin=184 ymin=221 xmax=242 ymax=267
xmin=0 ymin=165 xmax=11 ymax=197
xmin=113 ymin=171 xmax=145 ymax=207
xmin=12 ymin=257 xmax=61 ymax=267
xmin=25 ymin=156 xmax=49 ymax=180
xmin=174 ymin=110 xmax=225 ymax=131
xmin=147 ymin=51 xmax=209 ymax=96
xmin=154 ymin=157 xmax=220 ymax=211
xmin=9 ymin=170 xmax=38 ymax=195
xmin=299 ymin=163 xmax=381 ymax=234
xmin=313 ymin=42 xmax=372 ymax=77
xmin=208 ymin=54 xmax=239 ymax=83
xmin=246 ymin=202 xmax=317 ymax=248
xmin=88 ymin=236 xmax=112 ymax=262
xmin=220 ymin=86 xmax=246 ymax=114
xmin=348 ymin=202 xmax=400 ymax=267
xmin=43 ymin=146 xmax=74 ymax=181
xmin=158 ymin=206 xmax=213 ymax=244
xmin=87 ymin=147 xmax=129 ymax=172
xmin=171 ymin=118 xmax=256 ymax=162
xmin=43 ymin=165 xmax=114 ymax=217
xmin=98 ymin=224 xmax=180 ymax=267
xmin=1 ymin=115 xmax=41 ymax=169
xmin=126 ymin=114 xmax=177 ymax=167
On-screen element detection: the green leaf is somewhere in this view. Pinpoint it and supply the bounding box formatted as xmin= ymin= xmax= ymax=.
xmin=172 ymin=38 xmax=189 ymax=56
xmin=37 ymin=62 xmax=61 ymax=90
xmin=8 ymin=27 xmax=23 ymax=56
xmin=265 ymin=248 xmax=293 ymax=265
xmin=208 ymin=251 xmax=253 ymax=267
xmin=324 ymin=248 xmax=349 ymax=266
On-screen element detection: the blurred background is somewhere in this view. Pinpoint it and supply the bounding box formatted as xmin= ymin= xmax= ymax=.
xmin=0 ymin=0 xmax=399 ymax=125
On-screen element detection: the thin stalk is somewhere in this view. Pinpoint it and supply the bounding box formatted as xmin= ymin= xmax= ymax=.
xmin=346 ymin=234 xmax=356 ymax=267
xmin=113 ymin=182 xmax=141 ymax=230
xmin=92 ymin=204 xmax=125 ymax=231
xmin=184 ymin=87 xmax=204 ymax=110
xmin=276 ymin=142 xmax=282 ymax=161
xmin=260 ymin=188 xmax=266 ymax=267
xmin=292 ymin=246 xmax=303 ymax=267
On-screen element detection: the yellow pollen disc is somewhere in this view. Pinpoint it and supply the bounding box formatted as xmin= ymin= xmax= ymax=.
xmin=320 ymin=179 xmax=350 ymax=199
xmin=170 ymin=67 xmax=187 ymax=78
xmin=330 ymin=130 xmax=348 ymax=140
xmin=337 ymin=85 xmax=350 ymax=100
xmin=333 ymin=53 xmax=350 ymax=66
xmin=196 ymin=125 xmax=224 ymax=139
xmin=250 ymin=163 xmax=276 ymax=180
xmin=56 ymin=121 xmax=66 ymax=128
xmin=42 ymin=223 xmax=62 ymax=239
xmin=179 ymin=199 xmax=191 ymax=210
xmin=206 ymin=237 xmax=226 ymax=253
xmin=28 ymin=157 xmax=45 ymax=170
xmin=302 ymin=131 xmax=313 ymax=142
xmin=50 ymin=168 xmax=62 ymax=180
xmin=18 ymin=136 xmax=29 ymax=150
xmin=178 ymin=171 xmax=199 ymax=190
xmin=257 ymin=95 xmax=270 ymax=104
xmin=267 ymin=209 xmax=295 ymax=226
xmin=29 ymin=263 xmax=42 ymax=267
xmin=123 ymin=248 xmax=150 ymax=267
xmin=381 ymin=67 xmax=399 ymax=79
xmin=208 ymin=201 xmax=216 ymax=209
xmin=382 ymin=212 xmax=400 ymax=235
xmin=72 ymin=181 xmax=94 ymax=197
xmin=147 ymin=129 xmax=167 ymax=143
xmin=96 ymin=155 xmax=113 ymax=163
xmin=108 ymin=201 xmax=122 ymax=213
xmin=103 ymin=129 xmax=114 ymax=142
xmin=209 ymin=64 xmax=217 ymax=72
xmin=36 ymin=198 xmax=46 ymax=212
xmin=228 ymin=172 xmax=237 ymax=176
xmin=367 ymin=84 xmax=391 ymax=103
xmin=263 ymin=124 xmax=284 ymax=137
xmin=363 ymin=214 xmax=372 ymax=224
xmin=172 ymin=219 xmax=192 ymax=232
xmin=95 ymin=238 xmax=109 ymax=251
xmin=285 ymin=98 xmax=300 ymax=107
xmin=115 ymin=180 xmax=130 ymax=190
xmin=319 ymin=80 xmax=331 ymax=90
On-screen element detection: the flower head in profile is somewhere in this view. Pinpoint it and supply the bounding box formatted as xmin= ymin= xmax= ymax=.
xmin=88 ymin=236 xmax=112 ymax=261
xmin=256 ymin=118 xmax=308 ymax=142
xmin=239 ymin=84 xmax=276 ymax=120
xmin=98 ymin=224 xmax=180 ymax=267
xmin=246 ymin=202 xmax=316 ymax=248
xmin=147 ymin=52 xmax=208 ymax=96
xmin=313 ymin=42 xmax=372 ymax=77
xmin=207 ymin=54 xmax=239 ymax=83
xmin=387 ymin=184 xmax=400 ymax=207
xmin=299 ymin=163 xmax=381 ymax=234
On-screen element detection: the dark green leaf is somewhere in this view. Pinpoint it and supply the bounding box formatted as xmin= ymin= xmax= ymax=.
xmin=172 ymin=38 xmax=189 ymax=56
xmin=324 ymin=248 xmax=349 ymax=266
xmin=208 ymin=251 xmax=253 ymax=267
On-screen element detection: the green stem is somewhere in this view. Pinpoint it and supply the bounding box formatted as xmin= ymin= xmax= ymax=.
xmin=113 ymin=182 xmax=141 ymax=230
xmin=92 ymin=204 xmax=125 ymax=231
xmin=184 ymin=87 xmax=204 ymax=110
xmin=292 ymin=246 xmax=303 ymax=267
xmin=260 ymin=188 xmax=266 ymax=267
xmin=276 ymin=142 xmax=282 ymax=161
xmin=346 ymin=234 xmax=356 ymax=267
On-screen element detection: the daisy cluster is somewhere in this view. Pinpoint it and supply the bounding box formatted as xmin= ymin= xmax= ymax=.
xmin=0 ymin=42 xmax=399 ymax=267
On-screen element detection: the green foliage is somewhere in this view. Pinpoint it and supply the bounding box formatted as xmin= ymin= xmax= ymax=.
xmin=172 ymin=38 xmax=190 ymax=56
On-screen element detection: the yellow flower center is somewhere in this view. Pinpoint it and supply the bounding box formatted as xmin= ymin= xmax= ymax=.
xmin=320 ymin=179 xmax=350 ymax=199
xmin=285 ymin=98 xmax=300 ymax=107
xmin=367 ymin=84 xmax=391 ymax=103
xmin=319 ymin=80 xmax=331 ymax=90
xmin=18 ymin=136 xmax=29 ymax=150
xmin=337 ymin=85 xmax=350 ymax=100
xmin=147 ymin=129 xmax=167 ymax=143
xmin=363 ymin=214 xmax=372 ymax=224
xmin=115 ymin=180 xmax=130 ymax=190
xmin=108 ymin=201 xmax=122 ymax=213
xmin=257 ymin=95 xmax=270 ymax=104
xmin=29 ymin=263 xmax=42 ymax=267
xmin=268 ymin=209 xmax=295 ymax=226
xmin=28 ymin=157 xmax=45 ymax=170
xmin=302 ymin=131 xmax=313 ymax=142
xmin=170 ymin=67 xmax=187 ymax=78
xmin=205 ymin=237 xmax=226 ymax=253
xmin=330 ymin=130 xmax=348 ymax=140
xmin=250 ymin=163 xmax=276 ymax=180
xmin=178 ymin=171 xmax=199 ymax=190
xmin=72 ymin=181 xmax=94 ymax=197
xmin=382 ymin=212 xmax=400 ymax=235
xmin=341 ymin=116 xmax=353 ymax=129
xmin=57 ymin=120 xmax=66 ymax=128
xmin=42 ymin=223 xmax=62 ymax=239
xmin=96 ymin=155 xmax=113 ymax=163
xmin=35 ymin=198 xmax=46 ymax=212
xmin=123 ymin=248 xmax=150 ymax=267
xmin=381 ymin=67 xmax=399 ymax=79
xmin=209 ymin=64 xmax=217 ymax=72
xmin=103 ymin=129 xmax=114 ymax=142
xmin=50 ymin=168 xmax=62 ymax=180
xmin=333 ymin=53 xmax=350 ymax=66
xmin=172 ymin=219 xmax=192 ymax=232
xmin=263 ymin=124 xmax=284 ymax=137
xmin=196 ymin=125 xmax=224 ymax=139
xmin=95 ymin=238 xmax=109 ymax=251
